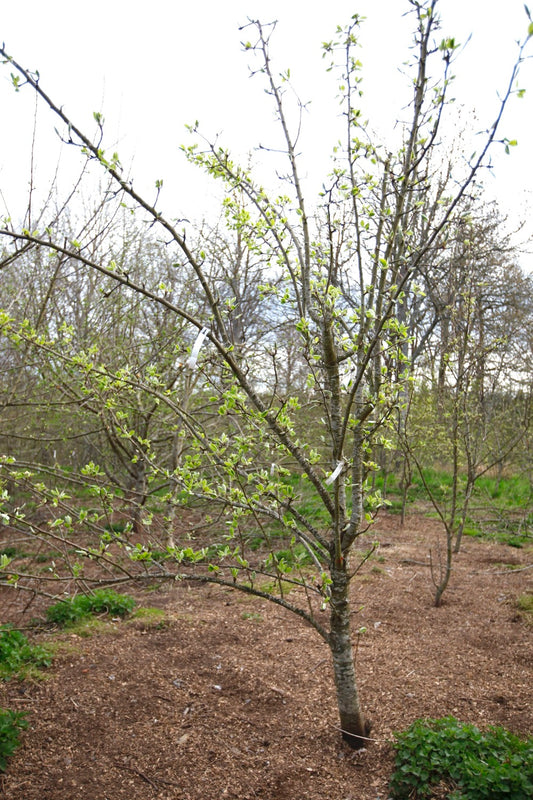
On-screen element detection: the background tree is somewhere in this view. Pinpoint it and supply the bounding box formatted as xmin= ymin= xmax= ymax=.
xmin=402 ymin=207 xmax=533 ymax=603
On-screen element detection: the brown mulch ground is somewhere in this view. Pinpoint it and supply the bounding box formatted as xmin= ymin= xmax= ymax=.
xmin=0 ymin=512 xmax=531 ymax=800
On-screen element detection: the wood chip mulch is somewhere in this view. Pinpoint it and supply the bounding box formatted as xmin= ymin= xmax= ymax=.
xmin=1 ymin=513 xmax=531 ymax=799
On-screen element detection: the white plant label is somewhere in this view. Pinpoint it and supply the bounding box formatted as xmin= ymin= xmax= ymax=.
xmin=185 ymin=327 xmax=210 ymax=369
xmin=325 ymin=460 xmax=344 ymax=485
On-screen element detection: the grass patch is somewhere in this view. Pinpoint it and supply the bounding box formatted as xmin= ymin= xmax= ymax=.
xmin=259 ymin=579 xmax=294 ymax=596
xmin=390 ymin=716 xmax=533 ymax=799
xmin=376 ymin=465 xmax=532 ymax=546
xmin=516 ymin=592 xmax=533 ymax=626
xmin=464 ymin=518 xmax=531 ymax=548
xmin=476 ymin=474 xmax=531 ymax=505
xmin=127 ymin=607 xmax=167 ymax=630
xmin=63 ymin=617 xmax=119 ymax=638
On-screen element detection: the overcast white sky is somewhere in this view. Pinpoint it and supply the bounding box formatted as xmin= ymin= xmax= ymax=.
xmin=1 ymin=0 xmax=532 ymax=265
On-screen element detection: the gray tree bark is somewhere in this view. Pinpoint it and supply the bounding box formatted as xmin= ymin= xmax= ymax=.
xmin=329 ymin=566 xmax=369 ymax=748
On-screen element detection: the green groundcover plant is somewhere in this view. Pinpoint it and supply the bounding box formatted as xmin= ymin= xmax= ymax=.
xmin=46 ymin=589 xmax=136 ymax=626
xmin=0 ymin=625 xmax=52 ymax=679
xmin=0 ymin=709 xmax=27 ymax=771
xmin=390 ymin=716 xmax=533 ymax=799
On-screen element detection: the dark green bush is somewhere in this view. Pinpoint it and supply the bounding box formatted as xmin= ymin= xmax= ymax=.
xmin=46 ymin=589 xmax=136 ymax=626
xmin=82 ymin=588 xmax=136 ymax=616
xmin=390 ymin=716 xmax=533 ymax=800
xmin=0 ymin=709 xmax=27 ymax=771
xmin=45 ymin=597 xmax=85 ymax=626
xmin=0 ymin=547 xmax=20 ymax=559
xmin=0 ymin=625 xmax=52 ymax=679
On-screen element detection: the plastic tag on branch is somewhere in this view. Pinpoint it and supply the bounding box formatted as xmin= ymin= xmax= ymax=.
xmin=325 ymin=460 xmax=344 ymax=485
xmin=185 ymin=327 xmax=210 ymax=370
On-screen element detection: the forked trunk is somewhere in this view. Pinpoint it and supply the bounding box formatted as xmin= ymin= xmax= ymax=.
xmin=329 ymin=566 xmax=369 ymax=749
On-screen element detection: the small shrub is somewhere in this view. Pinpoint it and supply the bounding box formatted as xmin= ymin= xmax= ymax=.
xmin=81 ymin=589 xmax=136 ymax=617
xmin=0 ymin=709 xmax=27 ymax=771
xmin=1 ymin=545 xmax=32 ymax=560
xmin=46 ymin=589 xmax=136 ymax=626
xmin=104 ymin=521 xmax=128 ymax=534
xmin=390 ymin=716 xmax=533 ymax=800
xmin=0 ymin=626 xmax=52 ymax=679
xmin=34 ymin=550 xmax=62 ymax=563
xmin=45 ymin=597 xmax=86 ymax=626
xmin=0 ymin=547 xmax=20 ymax=559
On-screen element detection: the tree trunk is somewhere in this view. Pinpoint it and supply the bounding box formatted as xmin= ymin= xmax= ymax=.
xmin=129 ymin=458 xmax=147 ymax=535
xmin=454 ymin=472 xmax=475 ymax=554
xmin=329 ymin=566 xmax=369 ymax=748
xmin=433 ymin=529 xmax=453 ymax=607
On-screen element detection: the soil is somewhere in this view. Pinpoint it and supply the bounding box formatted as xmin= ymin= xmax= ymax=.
xmin=0 ymin=512 xmax=531 ymax=800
